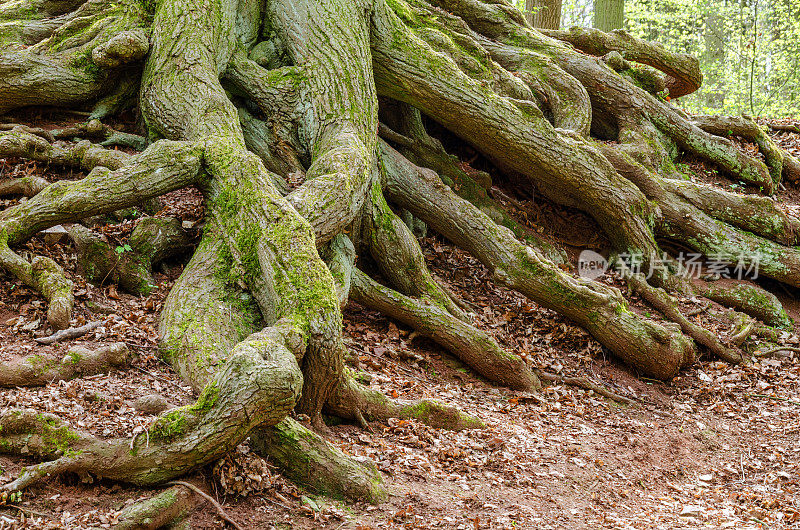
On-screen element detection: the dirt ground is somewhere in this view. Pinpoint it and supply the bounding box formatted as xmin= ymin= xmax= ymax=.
xmin=1 ymin=112 xmax=799 ymax=529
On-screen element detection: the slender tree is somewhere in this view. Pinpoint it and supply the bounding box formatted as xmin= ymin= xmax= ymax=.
xmin=594 ymin=0 xmax=625 ymax=30
xmin=526 ymin=0 xmax=563 ymax=29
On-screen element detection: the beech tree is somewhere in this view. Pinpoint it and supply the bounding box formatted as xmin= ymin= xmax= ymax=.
xmin=525 ymin=0 xmax=563 ymax=29
xmin=1 ymin=0 xmax=799 ymax=524
xmin=594 ymin=0 xmax=625 ymax=30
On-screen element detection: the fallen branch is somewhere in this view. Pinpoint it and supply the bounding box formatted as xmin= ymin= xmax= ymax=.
xmin=747 ymin=394 xmax=800 ymax=407
xmin=35 ymin=321 xmax=101 ymax=345
xmin=768 ymin=123 xmax=800 ymax=134
xmin=537 ymin=372 xmax=636 ymax=405
xmin=166 ymin=481 xmax=244 ymax=530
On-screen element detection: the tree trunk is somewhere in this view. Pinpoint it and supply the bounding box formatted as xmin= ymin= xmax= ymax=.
xmin=594 ymin=0 xmax=625 ymax=31
xmin=703 ymin=10 xmax=725 ymax=107
xmin=526 ymin=0 xmax=562 ymax=30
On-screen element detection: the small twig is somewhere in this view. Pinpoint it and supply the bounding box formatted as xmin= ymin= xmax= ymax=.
xmin=686 ymin=303 xmax=711 ymax=317
xmin=1 ymin=504 xmax=56 ymax=519
xmin=165 ymin=481 xmax=244 ymax=530
xmin=131 ymin=365 xmax=191 ymax=392
xmin=748 ymin=393 xmax=800 ymax=406
xmin=754 ymin=346 xmax=800 ymax=358
xmin=537 ymin=371 xmax=636 ymax=405
xmin=730 ymin=322 xmax=754 ymax=347
xmin=261 ymin=495 xmax=292 ymax=510
xmin=129 ymin=426 xmax=150 ymax=450
xmin=34 ymin=321 xmax=101 ymax=344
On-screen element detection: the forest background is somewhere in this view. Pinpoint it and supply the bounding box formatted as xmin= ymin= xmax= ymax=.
xmin=518 ymin=0 xmax=800 ymax=117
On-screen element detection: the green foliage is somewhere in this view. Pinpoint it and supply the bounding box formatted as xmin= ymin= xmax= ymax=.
xmin=517 ymin=0 xmax=800 ymax=117
xmin=115 ymin=243 xmax=133 ymax=255
xmin=625 ymin=0 xmax=800 ymax=117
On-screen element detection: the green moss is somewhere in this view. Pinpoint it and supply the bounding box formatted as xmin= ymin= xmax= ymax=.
xmin=149 ymin=409 xmax=188 ymax=440
xmin=27 ymin=355 xmax=57 ymax=374
xmin=64 ymin=352 xmax=82 ymax=365
xmin=36 ymin=414 xmax=81 ymax=457
xmin=148 ymin=380 xmax=222 ymax=442
xmin=70 ymin=49 xmax=103 ymax=79
xmin=194 ymin=381 xmax=221 ymax=410
xmin=621 ymin=67 xmax=662 ymax=95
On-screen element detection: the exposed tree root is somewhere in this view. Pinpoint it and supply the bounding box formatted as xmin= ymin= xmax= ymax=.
xmin=691 ymin=114 xmax=800 ymax=182
xmin=51 ymin=118 xmax=148 ymax=151
xmin=116 ymin=484 xmax=196 ymax=530
xmin=1 ymin=0 xmax=799 ymax=512
xmin=69 ymin=216 xmax=194 ymax=295
xmin=0 ymin=325 xmax=303 ymax=492
xmin=0 ymin=237 xmax=73 ymax=329
xmin=366 ymin=183 xmax=468 ymax=321
xmin=696 ymin=282 xmax=792 ymax=329
xmin=165 ymin=481 xmax=244 ymax=530
xmin=0 ymin=128 xmax=130 ymax=176
xmin=0 ymin=342 xmax=129 ymax=387
xmin=327 ymin=375 xmax=486 ymax=431
xmin=381 ymin=141 xmax=696 ymax=379
xmin=251 ymin=418 xmax=387 ymax=504
xmin=350 ymin=268 xmax=540 ymax=391
xmin=539 ymin=26 xmax=702 ymax=98
xmin=621 ymin=265 xmax=744 ymax=364
xmin=537 ymin=371 xmax=636 ymax=405
xmin=0 ymin=176 xmax=50 ymax=197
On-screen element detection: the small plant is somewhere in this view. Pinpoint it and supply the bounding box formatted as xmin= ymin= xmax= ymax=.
xmin=115 ymin=243 xmax=132 ymax=255
xmin=0 ymin=490 xmax=22 ymax=505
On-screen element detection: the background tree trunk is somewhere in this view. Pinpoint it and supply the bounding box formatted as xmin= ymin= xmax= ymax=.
xmin=594 ymin=0 xmax=625 ymax=31
xmin=703 ymin=10 xmax=726 ymax=107
xmin=526 ymin=0 xmax=563 ymax=29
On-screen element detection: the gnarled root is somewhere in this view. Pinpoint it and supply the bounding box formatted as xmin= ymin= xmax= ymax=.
xmin=3 ymin=0 xmax=800 ymax=514
xmin=690 ymin=114 xmax=800 ymax=183
xmin=0 ymin=236 xmax=73 ymax=329
xmin=51 ymin=119 xmax=148 ymax=151
xmin=366 ymin=182 xmax=468 ymax=320
xmin=116 ymin=485 xmax=196 ymax=530
xmin=381 ymin=140 xmax=696 ymax=380
xmin=69 ymin=217 xmax=194 ymax=295
xmin=696 ymin=282 xmax=792 ymax=329
xmin=0 ymin=176 xmax=50 ymax=197
xmin=621 ymin=266 xmax=744 ymax=364
xmin=350 ymin=268 xmax=540 ymax=391
xmin=327 ymin=374 xmax=486 ymax=431
xmin=0 ymin=326 xmax=303 ymax=492
xmin=0 ymin=342 xmax=130 ymax=387
xmin=117 ymin=481 xmax=244 ymax=530
xmin=251 ymin=418 xmax=387 ymax=504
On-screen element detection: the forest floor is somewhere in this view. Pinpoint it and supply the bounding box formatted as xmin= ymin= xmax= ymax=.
xmin=1 ymin=111 xmax=799 ymax=529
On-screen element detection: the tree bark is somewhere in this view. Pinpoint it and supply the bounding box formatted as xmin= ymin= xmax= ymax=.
xmin=526 ymin=0 xmax=562 ymax=29
xmin=594 ymin=0 xmax=624 ymax=32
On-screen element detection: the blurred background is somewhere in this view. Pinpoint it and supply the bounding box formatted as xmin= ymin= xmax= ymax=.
xmin=517 ymin=0 xmax=800 ymax=117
